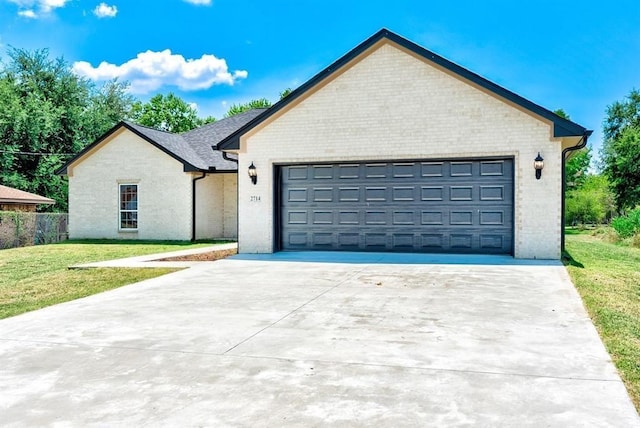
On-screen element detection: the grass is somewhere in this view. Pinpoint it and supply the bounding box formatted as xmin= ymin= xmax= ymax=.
xmin=564 ymin=231 xmax=640 ymax=410
xmin=0 ymin=239 xmax=216 ymax=319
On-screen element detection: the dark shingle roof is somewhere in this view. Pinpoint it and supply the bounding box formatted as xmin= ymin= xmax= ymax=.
xmin=124 ymin=122 xmax=206 ymax=169
xmin=181 ymin=109 xmax=267 ymax=170
xmin=57 ymin=109 xmax=266 ymax=175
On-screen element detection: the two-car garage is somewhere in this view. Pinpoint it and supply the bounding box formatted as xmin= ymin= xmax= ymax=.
xmin=220 ymin=29 xmax=591 ymax=259
xmin=278 ymin=158 xmax=514 ymax=254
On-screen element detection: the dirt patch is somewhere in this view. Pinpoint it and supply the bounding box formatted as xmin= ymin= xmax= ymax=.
xmin=156 ymin=248 xmax=237 ymax=262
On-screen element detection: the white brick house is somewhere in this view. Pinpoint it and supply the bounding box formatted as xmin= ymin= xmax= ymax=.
xmin=219 ymin=29 xmax=591 ymax=259
xmin=58 ymin=110 xmax=264 ymax=241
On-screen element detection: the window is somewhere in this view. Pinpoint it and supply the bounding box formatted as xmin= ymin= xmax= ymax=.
xmin=119 ymin=184 xmax=138 ymax=230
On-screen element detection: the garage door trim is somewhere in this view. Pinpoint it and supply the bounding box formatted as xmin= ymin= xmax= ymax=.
xmin=274 ymin=156 xmax=515 ymax=255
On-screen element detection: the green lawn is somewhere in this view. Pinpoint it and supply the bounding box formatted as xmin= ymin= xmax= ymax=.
xmin=0 ymin=240 xmax=214 ymax=319
xmin=564 ymin=231 xmax=640 ymax=410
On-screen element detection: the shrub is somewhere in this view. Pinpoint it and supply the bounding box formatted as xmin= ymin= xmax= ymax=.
xmin=612 ymin=216 xmax=636 ymax=238
xmin=566 ymin=190 xmax=605 ymax=225
xmin=611 ymin=207 xmax=640 ymax=238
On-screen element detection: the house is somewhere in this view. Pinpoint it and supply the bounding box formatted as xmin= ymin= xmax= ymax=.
xmin=0 ymin=185 xmax=55 ymax=212
xmin=218 ymin=29 xmax=591 ymax=259
xmin=57 ymin=110 xmax=265 ymax=241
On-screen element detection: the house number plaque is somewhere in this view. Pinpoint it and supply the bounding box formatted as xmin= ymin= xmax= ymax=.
xmin=250 ymin=196 xmax=261 ymax=202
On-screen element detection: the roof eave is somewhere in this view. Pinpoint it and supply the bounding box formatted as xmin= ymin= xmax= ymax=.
xmin=55 ymin=121 xmax=128 ymax=175
xmin=56 ymin=121 xmax=203 ymax=175
xmin=0 ymin=198 xmax=55 ymax=205
xmin=218 ymin=28 xmax=591 ymax=149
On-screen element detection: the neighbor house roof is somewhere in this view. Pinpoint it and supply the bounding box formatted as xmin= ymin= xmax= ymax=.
xmin=218 ymin=28 xmax=592 ymax=151
xmin=0 ymin=185 xmax=55 ymax=205
xmin=57 ymin=109 xmax=265 ymax=175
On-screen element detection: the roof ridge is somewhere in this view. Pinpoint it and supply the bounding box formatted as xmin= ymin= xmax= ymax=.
xmin=124 ymin=120 xmax=175 ymax=135
xmin=181 ymin=108 xmax=270 ymax=136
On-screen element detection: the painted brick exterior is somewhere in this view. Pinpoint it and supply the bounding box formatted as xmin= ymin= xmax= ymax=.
xmin=236 ymin=42 xmax=565 ymax=259
xmin=68 ymin=130 xmax=237 ymax=240
xmin=195 ymin=173 xmax=237 ymax=239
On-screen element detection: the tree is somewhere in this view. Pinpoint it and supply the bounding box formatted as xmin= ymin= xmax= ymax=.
xmin=565 ymin=174 xmax=616 ymax=225
xmin=279 ymin=88 xmax=292 ymax=99
xmin=565 ymin=148 xmax=591 ymax=190
xmin=602 ymin=89 xmax=640 ymax=211
xmin=129 ymin=93 xmax=212 ymax=133
xmin=225 ymin=98 xmax=271 ymax=117
xmin=0 ymin=48 xmax=133 ymax=211
xmin=554 ymin=109 xmax=591 ymax=190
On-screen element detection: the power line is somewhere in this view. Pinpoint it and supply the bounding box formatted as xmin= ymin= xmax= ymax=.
xmin=0 ymin=150 xmax=75 ymax=157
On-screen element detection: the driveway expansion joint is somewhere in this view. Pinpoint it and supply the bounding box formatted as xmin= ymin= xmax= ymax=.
xmin=0 ymin=337 xmax=622 ymax=384
xmin=222 ymin=265 xmax=372 ymax=355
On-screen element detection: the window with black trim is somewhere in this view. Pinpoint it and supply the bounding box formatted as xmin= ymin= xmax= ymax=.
xmin=119 ymin=184 xmax=138 ymax=230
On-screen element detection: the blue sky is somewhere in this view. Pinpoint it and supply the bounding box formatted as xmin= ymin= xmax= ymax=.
xmin=1 ymin=0 xmax=639 ymax=161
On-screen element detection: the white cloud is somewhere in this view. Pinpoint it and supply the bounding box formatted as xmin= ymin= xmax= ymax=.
xmin=72 ymin=50 xmax=248 ymax=94
xmin=17 ymin=9 xmax=37 ymax=18
xmin=8 ymin=0 xmax=69 ymax=18
xmin=93 ymin=3 xmax=117 ymax=18
xmin=183 ymin=0 xmax=211 ymax=5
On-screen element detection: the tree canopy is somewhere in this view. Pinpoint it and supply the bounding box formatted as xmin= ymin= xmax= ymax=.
xmin=0 ymin=48 xmax=133 ymax=211
xmin=0 ymin=44 xmax=292 ymax=212
xmin=225 ymin=98 xmax=272 ymax=117
xmin=554 ymin=109 xmax=591 ymax=190
xmin=602 ymin=89 xmax=640 ymax=211
xmin=129 ymin=93 xmax=214 ymax=133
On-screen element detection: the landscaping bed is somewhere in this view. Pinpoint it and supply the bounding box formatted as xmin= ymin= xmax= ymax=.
xmin=156 ymin=248 xmax=237 ymax=262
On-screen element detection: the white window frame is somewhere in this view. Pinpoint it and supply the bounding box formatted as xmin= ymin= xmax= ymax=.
xmin=119 ymin=183 xmax=138 ymax=231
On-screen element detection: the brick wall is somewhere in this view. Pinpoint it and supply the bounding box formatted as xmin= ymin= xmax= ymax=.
xmin=195 ymin=172 xmax=237 ymax=240
xmin=236 ymin=42 xmax=564 ymax=259
xmin=68 ymin=130 xmax=194 ymax=240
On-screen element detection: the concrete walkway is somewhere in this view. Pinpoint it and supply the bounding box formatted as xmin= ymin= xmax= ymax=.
xmin=1 ymin=253 xmax=638 ymax=426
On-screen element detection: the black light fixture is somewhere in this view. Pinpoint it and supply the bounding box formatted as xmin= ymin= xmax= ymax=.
xmin=248 ymin=162 xmax=257 ymax=185
xmin=534 ymin=152 xmax=544 ymax=180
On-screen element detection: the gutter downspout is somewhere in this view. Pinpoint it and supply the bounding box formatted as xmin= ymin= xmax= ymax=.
xmin=191 ymin=172 xmax=207 ymax=242
xmin=221 ymin=150 xmax=240 ymax=248
xmin=222 ymin=151 xmax=239 ymax=164
xmin=561 ymin=131 xmax=591 ymax=252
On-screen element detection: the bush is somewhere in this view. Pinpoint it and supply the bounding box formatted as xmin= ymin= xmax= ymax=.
xmin=565 ymin=174 xmax=616 ymax=226
xmin=566 ymin=190 xmax=605 ymax=225
xmin=611 ymin=208 xmax=640 ymax=238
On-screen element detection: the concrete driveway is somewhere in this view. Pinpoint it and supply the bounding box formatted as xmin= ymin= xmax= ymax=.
xmin=1 ymin=254 xmax=638 ymax=427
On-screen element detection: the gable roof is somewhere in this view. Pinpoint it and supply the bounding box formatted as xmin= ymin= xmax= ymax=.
xmin=57 ymin=109 xmax=265 ymax=175
xmin=0 ymin=185 xmax=55 ymax=205
xmin=218 ymin=28 xmax=591 ymax=151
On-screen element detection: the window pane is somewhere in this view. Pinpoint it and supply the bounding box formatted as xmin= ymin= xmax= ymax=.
xmin=119 ymin=185 xmax=138 ymax=229
xmin=120 ymin=211 xmax=138 ymax=229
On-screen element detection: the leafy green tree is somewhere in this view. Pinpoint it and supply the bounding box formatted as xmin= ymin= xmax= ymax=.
xmin=602 ymin=89 xmax=640 ymax=211
xmin=565 ymin=148 xmax=591 ymax=190
xmin=565 ymin=174 xmax=616 ymax=225
xmin=603 ymin=125 xmax=640 ymax=211
xmin=554 ymin=109 xmax=591 ymax=190
xmin=0 ymin=48 xmax=132 ymax=211
xmin=279 ymin=88 xmax=292 ymax=99
xmin=225 ymin=98 xmax=271 ymax=117
xmin=129 ymin=93 xmax=211 ymax=133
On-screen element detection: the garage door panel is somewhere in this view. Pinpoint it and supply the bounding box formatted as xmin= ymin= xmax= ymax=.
xmin=280 ymin=159 xmax=513 ymax=254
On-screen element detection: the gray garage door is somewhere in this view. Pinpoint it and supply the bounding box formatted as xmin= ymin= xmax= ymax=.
xmin=279 ymin=159 xmax=513 ymax=254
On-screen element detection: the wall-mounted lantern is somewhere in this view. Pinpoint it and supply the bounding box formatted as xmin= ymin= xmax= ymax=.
xmin=534 ymin=152 xmax=544 ymax=180
xmin=248 ymin=162 xmax=257 ymax=185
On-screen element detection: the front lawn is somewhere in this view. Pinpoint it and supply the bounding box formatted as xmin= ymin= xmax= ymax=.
xmin=0 ymin=240 xmax=213 ymax=319
xmin=564 ymin=231 xmax=640 ymax=410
